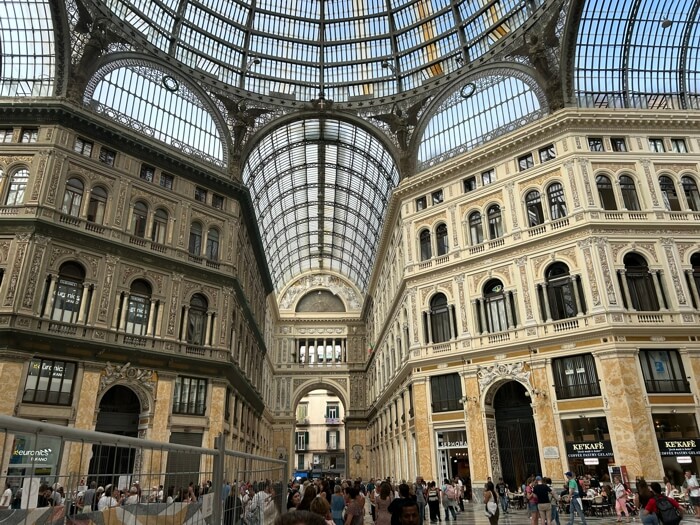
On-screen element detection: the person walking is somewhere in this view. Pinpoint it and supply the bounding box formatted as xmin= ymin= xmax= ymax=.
xmin=496 ymin=478 xmax=508 ymax=514
xmin=484 ymin=481 xmax=500 ymax=525
xmin=376 ymin=482 xmax=395 ymax=525
xmin=565 ymin=472 xmax=587 ymax=525
xmin=683 ymin=470 xmax=700 ymax=518
xmin=532 ymin=477 xmax=552 ymax=525
xmin=613 ymin=476 xmax=630 ymax=523
xmin=426 ymin=482 xmax=440 ymax=524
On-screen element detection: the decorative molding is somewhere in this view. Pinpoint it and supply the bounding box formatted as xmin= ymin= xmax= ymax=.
xmin=478 ymin=361 xmax=531 ymax=392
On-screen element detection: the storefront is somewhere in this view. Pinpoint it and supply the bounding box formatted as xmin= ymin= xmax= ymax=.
xmin=8 ymin=433 xmax=62 ymax=508
xmin=436 ymin=429 xmax=470 ymax=495
xmin=654 ymin=412 xmax=700 ymax=487
xmin=562 ymin=417 xmax=614 ymax=480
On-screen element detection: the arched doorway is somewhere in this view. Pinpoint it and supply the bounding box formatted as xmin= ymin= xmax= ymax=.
xmin=89 ymin=385 xmax=141 ymax=487
xmin=494 ymin=381 xmax=541 ymax=490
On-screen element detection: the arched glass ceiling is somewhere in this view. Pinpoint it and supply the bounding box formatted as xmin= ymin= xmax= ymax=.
xmin=0 ymin=0 xmax=55 ymax=96
xmin=418 ymin=74 xmax=544 ymax=169
xmin=93 ymin=0 xmax=542 ymax=103
xmin=575 ymin=0 xmax=700 ymax=109
xmin=86 ymin=61 xmax=226 ymax=166
xmin=243 ymin=119 xmax=399 ymax=292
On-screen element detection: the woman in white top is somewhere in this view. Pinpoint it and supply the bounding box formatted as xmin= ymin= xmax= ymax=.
xmin=97 ymin=487 xmax=120 ymax=510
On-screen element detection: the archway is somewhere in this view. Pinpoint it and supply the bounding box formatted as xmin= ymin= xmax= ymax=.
xmin=493 ymin=381 xmax=541 ymax=490
xmin=89 ymin=385 xmax=141 ymax=487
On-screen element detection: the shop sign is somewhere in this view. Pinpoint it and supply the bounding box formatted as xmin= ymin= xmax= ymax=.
xmin=677 ymin=456 xmax=693 ymax=464
xmin=9 ymin=435 xmax=61 ymax=467
xmin=565 ymin=440 xmax=614 ymax=458
xmin=658 ymin=438 xmax=700 ymax=457
xmin=584 ymin=458 xmax=600 ymax=465
xmin=437 ymin=430 xmax=467 ymax=449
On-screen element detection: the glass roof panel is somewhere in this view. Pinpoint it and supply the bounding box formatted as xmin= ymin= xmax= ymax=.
xmin=243 ymin=119 xmax=399 ymax=292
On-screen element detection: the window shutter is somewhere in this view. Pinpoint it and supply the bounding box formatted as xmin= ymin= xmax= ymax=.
xmin=326 ymin=430 xmax=330 ymax=446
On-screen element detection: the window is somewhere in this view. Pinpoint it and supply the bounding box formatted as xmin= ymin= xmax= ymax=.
xmin=415 ymin=196 xmax=427 ymax=211
xmin=611 ymin=138 xmax=627 ymax=152
xmin=22 ymin=358 xmax=77 ymax=405
xmin=212 ymin=194 xmax=224 ymax=209
xmin=297 ymin=403 xmax=308 ymax=420
xmin=131 ymin=201 xmax=148 ymax=237
xmin=619 ymin=175 xmax=641 ymax=211
xmin=419 ymin=229 xmax=431 ymax=261
xmin=671 ymin=138 xmax=688 ymax=153
xmin=140 ymin=164 xmax=155 ymax=182
xmin=659 ymin=176 xmax=682 ymax=211
xmin=525 ymin=190 xmax=545 ymax=227
xmin=297 ymin=454 xmax=304 ymax=470
xmin=327 ymin=430 xmax=340 ymax=449
xmin=186 ymin=294 xmax=208 ymax=345
xmin=468 ymin=211 xmax=483 ymax=245
xmin=429 ymin=293 xmax=452 ymax=343
xmin=463 ymin=176 xmax=477 ymax=193
xmin=482 ymin=279 xmax=509 ymax=333
xmin=295 ymin=431 xmax=309 ymax=451
xmin=487 ymin=204 xmax=503 ymax=239
xmin=681 ymin=176 xmax=700 ymax=211
xmin=20 ymin=129 xmax=38 ymax=143
xmin=73 ymin=137 xmax=93 ymax=157
xmin=189 ymin=222 xmax=203 ymax=255
xmin=61 ymin=178 xmax=84 ymax=217
xmin=160 ymin=173 xmax=174 ymax=190
xmin=5 ymin=168 xmax=29 ymax=205
xmin=206 ymin=228 xmax=219 ymax=260
xmin=552 ymin=354 xmax=600 ymax=399
xmin=173 ymin=376 xmax=207 ymax=415
xmin=430 ymin=373 xmax=462 ymax=412
xmin=51 ymin=262 xmax=85 ymax=323
xmin=481 ymin=169 xmax=494 ymax=185
xmin=588 ymin=138 xmax=604 ymax=151
xmin=87 ymin=186 xmax=108 ymax=224
xmin=542 ymin=262 xmax=585 ymax=321
xmin=639 ymin=350 xmax=690 ymax=393
xmin=538 ymin=144 xmax=556 ymax=162
xmin=151 ymin=208 xmax=168 ymax=244
xmin=621 ymin=253 xmax=660 ymax=311
xmin=432 ymin=189 xmax=444 ymax=204
xmin=125 ymin=279 xmax=151 ymax=335
xmin=436 ymin=223 xmax=448 ymax=256
xmin=596 ymin=175 xmax=617 ymax=210
xmin=0 ymin=129 xmax=13 ymax=143
xmin=99 ymin=147 xmax=116 ymax=166
xmin=325 ymin=403 xmax=339 ymax=419
xmin=518 ymin=153 xmax=534 ymax=171
xmin=547 ymin=182 xmax=568 ymax=219
xmin=649 ymin=138 xmax=665 ymax=152
xmin=195 ymin=186 xmax=208 ymax=203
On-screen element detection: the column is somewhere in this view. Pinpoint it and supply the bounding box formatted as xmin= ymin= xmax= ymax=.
xmin=111 ymin=293 xmax=122 ymax=328
xmin=79 ymin=188 xmax=92 ymax=219
xmin=478 ymin=300 xmax=488 ymax=334
xmin=448 ymin=305 xmax=456 ymax=339
xmin=686 ymin=270 xmax=700 ymax=308
xmin=211 ymin=314 xmax=219 ymax=347
xmin=155 ymin=302 xmax=164 ymax=337
xmin=471 ymin=300 xmax=480 ymax=333
xmin=180 ymin=306 xmax=190 ymax=340
xmin=504 ymin=293 xmax=513 ymax=329
xmin=653 ymin=271 xmax=667 ymax=310
xmin=77 ymin=284 xmax=90 ymax=323
xmin=619 ymin=270 xmax=634 ymax=310
xmin=511 ymin=291 xmax=519 ymax=327
xmin=572 ymin=276 xmax=584 ymax=316
xmin=119 ymin=294 xmax=129 ymax=330
xmin=146 ymin=301 xmax=156 ymax=335
xmin=43 ymin=274 xmax=57 ymax=317
xmin=541 ymin=283 xmax=552 ymax=321
xmin=425 ymin=311 xmax=433 ymax=343
xmin=204 ymin=311 xmax=213 ymax=345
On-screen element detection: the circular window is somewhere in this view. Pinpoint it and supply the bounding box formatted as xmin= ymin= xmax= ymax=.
xmin=161 ymin=75 xmax=179 ymax=92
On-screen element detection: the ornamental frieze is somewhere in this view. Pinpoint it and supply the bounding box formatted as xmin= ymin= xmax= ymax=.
xmin=477 ymin=361 xmax=531 ymax=392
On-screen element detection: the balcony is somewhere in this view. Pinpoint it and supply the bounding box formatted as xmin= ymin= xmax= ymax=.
xmin=325 ymin=417 xmax=341 ymax=425
xmin=644 ymin=379 xmax=691 ymax=394
xmin=296 ymin=417 xmax=310 ymax=426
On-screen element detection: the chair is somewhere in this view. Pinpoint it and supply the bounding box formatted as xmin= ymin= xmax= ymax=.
xmin=591 ymin=495 xmax=610 ymax=517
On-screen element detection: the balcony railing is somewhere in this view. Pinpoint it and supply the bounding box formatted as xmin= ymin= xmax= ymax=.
xmin=325 ymin=417 xmax=341 ymax=425
xmin=554 ymin=382 xmax=601 ymax=400
xmin=644 ymin=379 xmax=691 ymax=394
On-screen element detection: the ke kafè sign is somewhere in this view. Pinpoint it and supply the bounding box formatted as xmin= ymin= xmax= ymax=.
xmin=566 ymin=441 xmax=614 ymax=458
xmin=658 ymin=439 xmax=700 ymax=457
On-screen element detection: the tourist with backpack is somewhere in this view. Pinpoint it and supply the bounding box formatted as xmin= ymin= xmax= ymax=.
xmin=441 ymin=480 xmax=458 ymax=521
xmin=565 ymin=472 xmax=587 ymax=525
xmin=646 ymin=482 xmax=683 ymax=525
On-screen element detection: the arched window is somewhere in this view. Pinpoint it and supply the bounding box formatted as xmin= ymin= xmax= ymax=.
xmin=429 ymin=293 xmax=452 ymax=343
xmin=151 ymin=208 xmax=168 ymax=244
xmin=468 ymin=211 xmax=484 ymax=245
xmin=621 ymin=253 xmax=661 ymax=311
xmin=87 ymin=186 xmax=108 ymax=224
xmin=125 ymin=280 xmax=151 ymax=335
xmin=542 ymin=263 xmax=585 ymax=321
xmin=5 ymin=168 xmax=29 ymax=205
xmin=131 ymin=201 xmax=148 ymax=237
xmin=435 ymin=223 xmax=448 ymax=256
xmin=189 ymin=222 xmax=203 ymax=255
xmin=206 ymin=228 xmax=219 ymax=260
xmin=596 ymin=175 xmax=616 ymax=210
xmin=681 ymin=176 xmax=700 ymax=211
xmin=187 ymin=293 xmax=208 ymax=345
xmin=51 ymin=262 xmax=86 ymax=323
xmin=619 ymin=175 xmax=641 ymax=211
xmin=659 ymin=176 xmax=681 ymax=211
xmin=487 ymin=204 xmax=503 ymax=239
xmin=525 ymin=190 xmax=544 ymax=227
xmin=547 ymin=182 xmax=568 ymax=219
xmin=61 ymin=178 xmax=84 ymax=217
xmin=419 ymin=229 xmax=432 ymax=261
xmin=481 ymin=279 xmax=511 ymax=333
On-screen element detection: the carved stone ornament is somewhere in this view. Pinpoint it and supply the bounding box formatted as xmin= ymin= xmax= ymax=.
xmin=100 ymin=362 xmax=155 ymax=404
xmin=477 ymin=361 xmax=531 ymax=392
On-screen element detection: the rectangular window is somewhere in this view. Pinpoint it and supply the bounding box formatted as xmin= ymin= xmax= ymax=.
xmin=649 ymin=138 xmax=665 ymax=152
xmin=325 ymin=403 xmax=339 ymax=419
xmin=0 ymin=129 xmax=13 ymax=143
xmin=463 ymin=176 xmax=477 ymax=193
xmin=518 ymin=153 xmax=534 ymax=171
xmin=297 ymin=403 xmax=308 ymax=421
xmin=552 ymin=354 xmax=601 ymax=400
xmin=415 ymin=196 xmax=427 ymax=211
xmin=173 ymin=376 xmax=207 ymax=415
xmin=212 ymin=194 xmax=224 ymax=209
xmin=21 ymin=129 xmax=38 ymax=143
xmin=431 ymin=189 xmax=444 ymax=205
xmin=430 ymin=373 xmax=462 ymax=413
xmin=73 ymin=137 xmax=93 ymax=157
xmin=671 ymin=138 xmax=688 ymax=153
xmin=98 ymin=147 xmax=116 ymax=166
xmin=639 ymin=349 xmax=690 ymax=393
xmin=481 ymin=169 xmax=494 ymax=185
xmin=195 ymin=186 xmax=208 ymax=203
xmin=327 ymin=430 xmax=340 ymax=449
xmin=22 ymin=358 xmax=77 ymax=405
xmin=160 ymin=173 xmax=174 ymax=190
xmin=611 ymin=137 xmax=627 ymax=152
xmin=295 ymin=431 xmax=309 ymax=451
xmin=588 ymin=138 xmax=604 ymax=151
xmin=538 ymin=144 xmax=556 ymax=163
xmin=140 ymin=164 xmax=155 ymax=182
xmin=297 ymin=454 xmax=305 ymax=470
